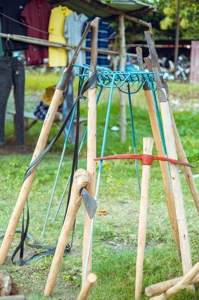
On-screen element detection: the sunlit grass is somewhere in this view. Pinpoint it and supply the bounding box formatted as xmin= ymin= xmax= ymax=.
xmin=25 ymin=68 xmax=80 ymax=93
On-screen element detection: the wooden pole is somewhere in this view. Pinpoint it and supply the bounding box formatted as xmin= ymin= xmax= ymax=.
xmin=119 ymin=14 xmax=126 ymax=142
xmin=77 ymin=273 xmax=97 ymax=300
xmin=0 ymin=33 xmax=125 ymax=57
xmin=82 ymin=18 xmax=98 ymax=284
xmin=144 ymin=88 xmax=179 ymax=245
xmin=135 ymin=137 xmax=154 ymax=300
xmin=145 ymin=273 xmax=199 ymax=297
xmin=150 ymin=262 xmax=199 ymax=300
xmin=169 ymin=104 xmax=199 ymax=213
xmin=159 ymin=102 xmax=193 ymax=280
xmin=136 ymin=48 xmax=179 ymax=247
xmin=44 ymin=169 xmax=90 ymax=297
xmin=145 ymin=30 xmax=194 ymax=291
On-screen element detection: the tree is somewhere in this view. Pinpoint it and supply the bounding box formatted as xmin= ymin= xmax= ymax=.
xmin=145 ymin=0 xmax=199 ymax=40
xmin=110 ymin=0 xmax=199 ymax=41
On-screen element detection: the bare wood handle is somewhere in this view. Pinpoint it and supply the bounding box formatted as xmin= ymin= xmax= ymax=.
xmin=77 ymin=273 xmax=97 ymax=300
xmin=145 ymin=29 xmax=194 ymax=292
xmin=82 ymin=17 xmax=99 ymax=284
xmin=169 ymin=104 xmax=199 ymax=213
xmin=44 ymin=169 xmax=90 ymax=297
xmin=145 ymin=273 xmax=199 ymax=297
xmin=135 ymin=137 xmax=154 ymax=300
xmin=137 ymin=50 xmax=178 ymax=247
xmin=160 ymin=102 xmax=193 ymax=279
xmin=143 ymin=88 xmax=179 ymax=247
xmin=150 ymin=262 xmax=199 ymax=300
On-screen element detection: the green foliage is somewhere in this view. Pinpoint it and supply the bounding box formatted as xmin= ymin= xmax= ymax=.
xmin=110 ymin=0 xmax=199 ymax=41
xmin=152 ymin=0 xmax=199 ymax=39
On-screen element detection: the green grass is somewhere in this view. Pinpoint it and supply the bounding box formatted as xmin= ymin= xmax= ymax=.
xmin=1 ymin=76 xmax=199 ymax=299
xmin=25 ymin=69 xmax=61 ymax=92
xmin=25 ymin=68 xmax=80 ymax=93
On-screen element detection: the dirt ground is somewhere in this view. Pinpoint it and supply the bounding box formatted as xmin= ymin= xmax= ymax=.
xmin=0 ymin=142 xmax=35 ymax=156
xmin=0 ymin=90 xmax=40 ymax=155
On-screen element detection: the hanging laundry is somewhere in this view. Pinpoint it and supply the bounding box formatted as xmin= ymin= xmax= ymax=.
xmin=20 ymin=0 xmax=53 ymax=66
xmin=83 ymin=16 xmax=116 ymax=67
xmin=0 ymin=0 xmax=30 ymax=51
xmin=0 ymin=56 xmax=26 ymax=146
xmin=48 ymin=5 xmax=73 ymax=67
xmin=0 ymin=19 xmax=4 ymax=56
xmin=64 ymin=12 xmax=88 ymax=74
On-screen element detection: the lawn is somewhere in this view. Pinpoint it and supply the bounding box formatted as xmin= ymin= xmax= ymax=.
xmin=0 ymin=70 xmax=199 ymax=300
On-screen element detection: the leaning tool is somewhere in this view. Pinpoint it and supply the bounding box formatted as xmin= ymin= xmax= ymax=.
xmin=0 ymin=20 xmax=92 ymax=266
xmin=145 ymin=273 xmax=199 ymax=297
xmin=145 ymin=26 xmax=194 ymax=289
xmin=82 ymin=17 xmax=99 ymax=285
xmin=150 ymin=261 xmax=199 ymax=300
xmin=144 ymin=54 xmax=199 ymax=215
xmin=94 ymin=137 xmax=194 ymax=300
xmin=44 ymin=169 xmax=97 ymax=297
xmin=136 ymin=47 xmax=179 ymax=248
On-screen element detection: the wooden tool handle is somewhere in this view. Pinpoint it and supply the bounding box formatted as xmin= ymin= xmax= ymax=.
xmin=144 ymin=88 xmax=179 ymax=246
xmin=160 ymin=102 xmax=193 ymax=279
xmin=150 ymin=262 xmax=199 ymax=300
xmin=145 ymin=273 xmax=199 ymax=296
xmin=145 ymin=29 xmax=193 ymax=290
xmin=135 ymin=138 xmax=154 ymax=300
xmin=82 ymin=17 xmax=99 ymax=284
xmin=44 ymin=169 xmax=90 ymax=297
xmin=77 ymin=273 xmax=97 ymax=300
xmin=169 ymin=104 xmax=199 ymax=213
xmin=136 ymin=49 xmax=179 ymax=247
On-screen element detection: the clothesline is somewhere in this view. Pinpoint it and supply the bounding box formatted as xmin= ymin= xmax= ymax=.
xmin=0 ymin=12 xmax=50 ymax=36
xmin=0 ymin=12 xmax=120 ymax=41
xmin=0 ymin=33 xmax=137 ymax=58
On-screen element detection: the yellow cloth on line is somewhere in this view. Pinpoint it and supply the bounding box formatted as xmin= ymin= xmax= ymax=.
xmin=48 ymin=5 xmax=73 ymax=67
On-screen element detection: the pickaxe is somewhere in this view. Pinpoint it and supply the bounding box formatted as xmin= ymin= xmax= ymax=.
xmin=94 ymin=137 xmax=194 ymax=300
xmin=94 ymin=153 xmax=195 ymax=168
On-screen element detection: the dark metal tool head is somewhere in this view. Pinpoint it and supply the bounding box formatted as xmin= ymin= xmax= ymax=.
xmin=80 ymin=188 xmax=97 ymax=219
